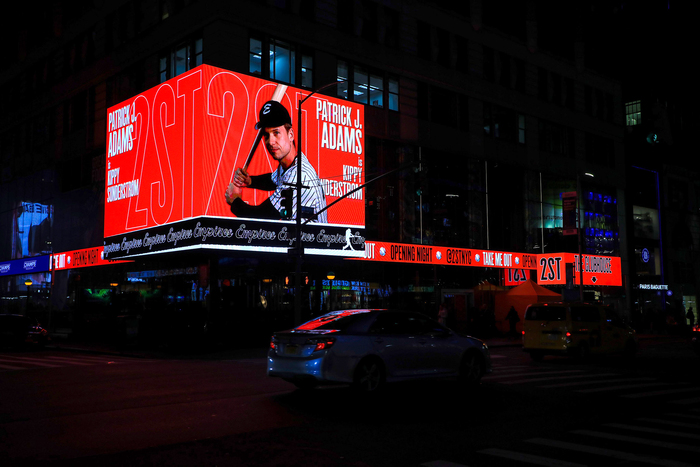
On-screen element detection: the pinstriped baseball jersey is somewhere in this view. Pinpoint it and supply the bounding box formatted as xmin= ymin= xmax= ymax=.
xmin=270 ymin=153 xmax=328 ymax=223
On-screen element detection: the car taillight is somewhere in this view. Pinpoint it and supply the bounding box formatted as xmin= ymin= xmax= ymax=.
xmin=307 ymin=337 xmax=336 ymax=352
xmin=269 ymin=336 xmax=276 ymax=350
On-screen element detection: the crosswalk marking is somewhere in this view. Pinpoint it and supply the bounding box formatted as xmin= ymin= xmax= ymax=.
xmin=527 ymin=437 xmax=696 ymax=467
xmin=634 ymin=417 xmax=700 ymax=429
xmin=665 ymin=412 xmax=700 ymax=420
xmin=671 ymin=396 xmax=700 ymax=405
xmin=0 ymin=362 xmax=25 ymax=370
xmin=0 ymin=353 xmax=155 ymax=372
xmin=478 ymin=448 xmax=587 ymax=467
xmin=622 ymin=386 xmax=699 ymax=399
xmin=503 ymin=373 xmax=618 ymax=385
xmin=0 ymin=356 xmax=62 ymax=367
xmin=603 ymin=423 xmax=700 ymax=440
xmin=539 ymin=376 xmax=656 ymax=389
xmin=484 ymin=370 xmax=586 ymax=380
xmin=573 ymin=429 xmax=700 ymax=452
xmin=576 ymin=382 xmax=671 ymax=393
xmin=42 ymin=356 xmax=98 ymax=365
xmin=420 ymin=461 xmax=468 ymax=467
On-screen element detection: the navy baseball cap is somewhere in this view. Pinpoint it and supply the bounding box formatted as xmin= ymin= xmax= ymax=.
xmin=255 ymin=100 xmax=292 ymax=129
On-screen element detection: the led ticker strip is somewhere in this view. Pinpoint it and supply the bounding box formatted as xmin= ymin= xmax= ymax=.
xmin=358 ymin=241 xmax=621 ymax=287
xmin=361 ymin=241 xmax=538 ymax=270
xmin=51 ymin=247 xmax=131 ymax=271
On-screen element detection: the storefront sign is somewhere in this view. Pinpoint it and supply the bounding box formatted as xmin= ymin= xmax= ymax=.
xmin=638 ymin=284 xmax=668 ymax=290
xmin=562 ymin=191 xmax=577 ymax=235
xmin=0 ymin=255 xmax=51 ymax=277
xmin=104 ymin=65 xmax=365 ymax=243
xmin=51 ymin=247 xmax=131 ymax=271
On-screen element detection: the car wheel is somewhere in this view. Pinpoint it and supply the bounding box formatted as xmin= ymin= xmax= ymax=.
xmin=352 ymin=357 xmax=385 ymax=393
xmin=459 ymin=351 xmax=485 ymax=385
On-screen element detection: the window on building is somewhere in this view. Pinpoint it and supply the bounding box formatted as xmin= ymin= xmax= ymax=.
xmin=301 ymin=54 xmax=313 ymax=89
xmin=336 ymin=60 xmax=396 ymax=110
xmin=249 ymin=36 xmax=312 ymax=88
xmin=626 ymin=100 xmax=641 ymax=126
xmin=539 ymin=120 xmax=574 ymax=156
xmin=337 ymin=60 xmax=349 ymax=98
xmin=160 ymin=37 xmax=202 ymax=82
xmin=353 ymin=66 xmax=369 ymax=104
xmin=388 ymin=78 xmax=399 ymax=111
xmin=270 ymin=38 xmax=295 ymax=84
xmin=250 ymin=38 xmax=263 ymax=76
xmin=484 ymin=103 xmax=525 ymax=144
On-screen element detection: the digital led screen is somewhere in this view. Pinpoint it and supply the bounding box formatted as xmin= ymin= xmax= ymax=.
xmin=11 ymin=202 xmax=53 ymax=259
xmin=104 ymin=65 xmax=365 ymax=240
xmin=359 ymin=241 xmax=622 ymax=287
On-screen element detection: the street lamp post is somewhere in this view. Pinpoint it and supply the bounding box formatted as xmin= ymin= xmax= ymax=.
xmin=577 ymin=173 xmax=594 ymax=302
xmin=327 ymin=271 xmax=335 ymax=311
xmin=24 ymin=278 xmax=33 ymax=312
xmin=293 ymin=82 xmax=342 ymax=324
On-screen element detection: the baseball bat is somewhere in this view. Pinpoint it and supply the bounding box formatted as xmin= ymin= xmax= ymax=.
xmin=243 ymin=84 xmax=288 ymax=170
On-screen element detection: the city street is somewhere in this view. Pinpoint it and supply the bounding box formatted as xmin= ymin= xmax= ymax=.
xmin=1 ymin=335 xmax=699 ymax=467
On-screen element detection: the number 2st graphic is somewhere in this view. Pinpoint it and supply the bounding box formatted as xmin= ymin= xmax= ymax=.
xmin=539 ymin=256 xmax=562 ymax=283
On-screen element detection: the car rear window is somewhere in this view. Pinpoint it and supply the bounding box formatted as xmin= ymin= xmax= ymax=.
xmin=525 ymin=306 xmax=566 ymax=321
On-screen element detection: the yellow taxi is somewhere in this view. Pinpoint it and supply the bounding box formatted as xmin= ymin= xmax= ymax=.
xmin=522 ymin=302 xmax=637 ymax=361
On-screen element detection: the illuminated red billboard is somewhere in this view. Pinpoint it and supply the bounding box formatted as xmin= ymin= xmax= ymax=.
xmin=51 ymin=247 xmax=131 ymax=271
xmin=105 ymin=65 xmax=365 ymax=239
xmin=359 ymin=241 xmax=622 ymax=287
xmin=361 ymin=241 xmax=539 ymax=270
xmin=537 ymin=253 xmax=622 ymax=287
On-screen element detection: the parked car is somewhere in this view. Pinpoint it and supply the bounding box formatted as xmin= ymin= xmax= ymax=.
xmin=267 ymin=309 xmax=492 ymax=392
xmin=522 ymin=302 xmax=637 ymax=361
xmin=0 ymin=314 xmax=50 ymax=348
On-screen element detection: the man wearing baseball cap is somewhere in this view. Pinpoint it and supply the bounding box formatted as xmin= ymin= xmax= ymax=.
xmin=224 ymin=100 xmax=327 ymax=222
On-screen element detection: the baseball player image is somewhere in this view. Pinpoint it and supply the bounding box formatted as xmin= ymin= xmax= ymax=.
xmin=224 ymin=100 xmax=328 ymax=223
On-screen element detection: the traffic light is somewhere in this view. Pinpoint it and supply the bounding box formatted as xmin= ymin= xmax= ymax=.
xmin=280 ymin=188 xmax=293 ymax=219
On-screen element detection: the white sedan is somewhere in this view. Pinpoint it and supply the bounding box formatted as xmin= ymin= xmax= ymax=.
xmin=267 ymin=309 xmax=491 ymax=392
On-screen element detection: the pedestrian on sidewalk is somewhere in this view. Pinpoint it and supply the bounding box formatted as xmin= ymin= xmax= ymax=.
xmin=438 ymin=302 xmax=448 ymax=327
xmin=506 ymin=306 xmax=520 ymax=338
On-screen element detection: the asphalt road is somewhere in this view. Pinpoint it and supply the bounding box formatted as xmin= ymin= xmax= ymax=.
xmin=1 ymin=335 xmax=698 ymax=467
